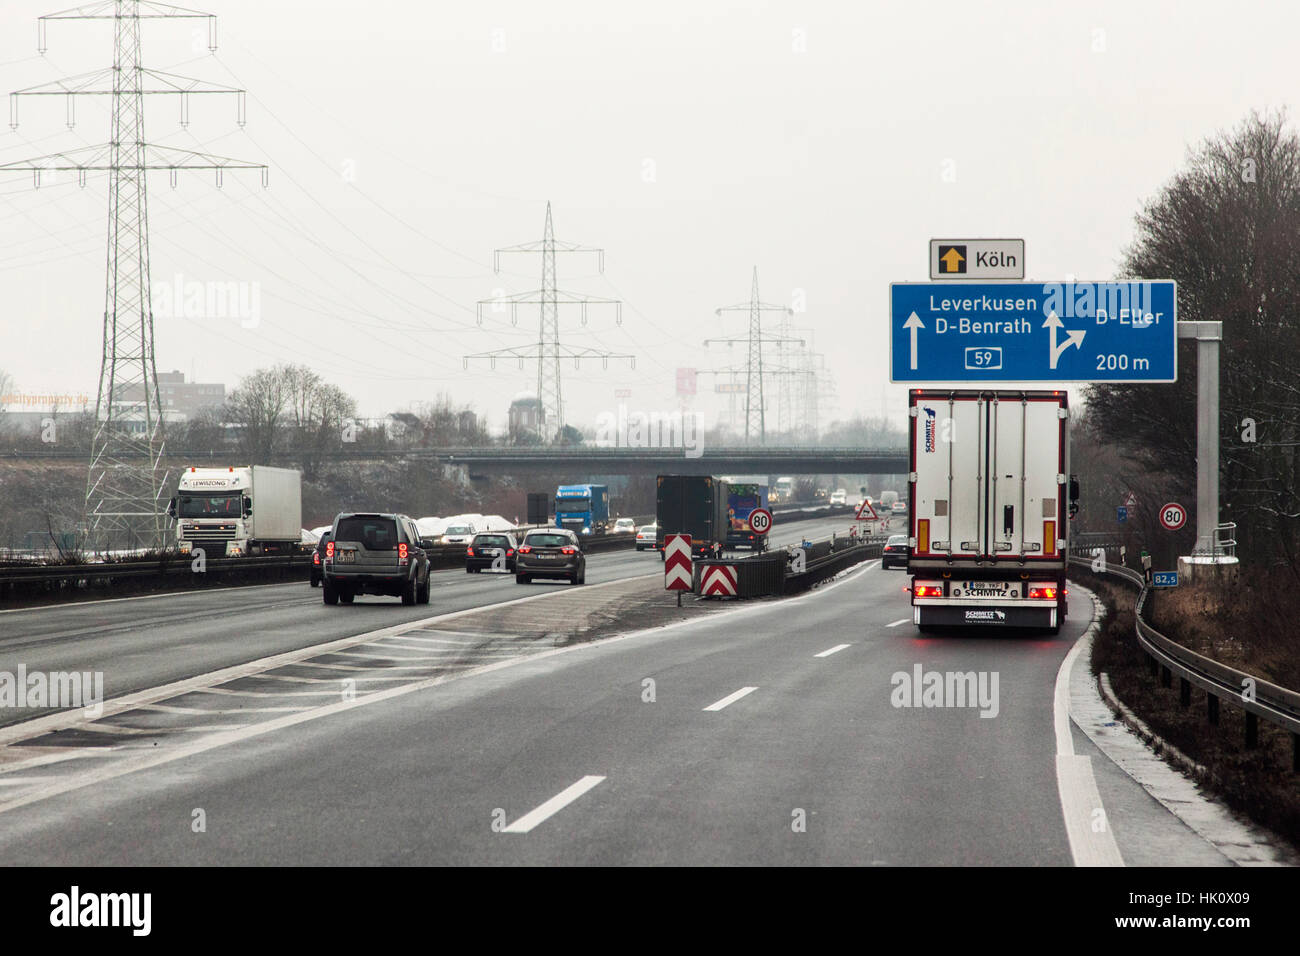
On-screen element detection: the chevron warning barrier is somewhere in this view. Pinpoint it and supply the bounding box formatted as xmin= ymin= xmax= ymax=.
xmin=664 ymin=534 xmax=693 ymax=592
xmin=699 ymin=564 xmax=738 ymax=597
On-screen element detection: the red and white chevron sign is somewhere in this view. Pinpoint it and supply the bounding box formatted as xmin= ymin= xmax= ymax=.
xmin=699 ymin=564 xmax=738 ymax=597
xmin=664 ymin=534 xmax=693 ymax=591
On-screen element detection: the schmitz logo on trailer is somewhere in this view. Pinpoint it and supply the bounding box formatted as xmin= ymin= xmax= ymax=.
xmin=663 ymin=534 xmax=693 ymax=592
xmin=699 ymin=564 xmax=738 ymax=597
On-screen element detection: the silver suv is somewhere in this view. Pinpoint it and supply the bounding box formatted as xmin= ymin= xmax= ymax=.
xmin=323 ymin=512 xmax=430 ymax=606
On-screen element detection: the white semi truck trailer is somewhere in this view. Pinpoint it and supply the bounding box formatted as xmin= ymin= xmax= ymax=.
xmin=169 ymin=465 xmax=303 ymax=557
xmin=907 ymin=390 xmax=1079 ymax=632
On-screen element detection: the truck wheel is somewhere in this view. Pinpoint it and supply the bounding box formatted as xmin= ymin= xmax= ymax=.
xmin=417 ymin=576 xmax=430 ymax=604
xmin=402 ymin=576 xmax=417 ymax=606
xmin=340 ymin=590 xmax=355 ymax=605
xmin=323 ymin=582 xmax=338 ymax=606
xmin=516 ymin=574 xmax=531 ymax=585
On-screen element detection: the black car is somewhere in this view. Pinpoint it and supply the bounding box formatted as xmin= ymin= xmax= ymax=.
xmin=323 ymin=512 xmax=431 ymax=606
xmin=515 ymin=529 xmax=586 ymax=585
xmin=466 ymin=532 xmax=519 ymax=573
xmin=881 ymin=533 xmax=910 ymax=570
xmin=310 ymin=530 xmax=332 ymax=587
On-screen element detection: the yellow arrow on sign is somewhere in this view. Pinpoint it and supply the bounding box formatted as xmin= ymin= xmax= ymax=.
xmin=940 ymin=247 xmax=964 ymax=272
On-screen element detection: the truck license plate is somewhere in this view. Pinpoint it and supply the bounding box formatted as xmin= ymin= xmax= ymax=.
xmin=338 ymin=550 xmax=355 ymax=564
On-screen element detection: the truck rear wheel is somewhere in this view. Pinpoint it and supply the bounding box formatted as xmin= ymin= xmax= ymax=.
xmin=340 ymin=590 xmax=355 ymax=604
xmin=401 ymin=576 xmax=417 ymax=606
xmin=323 ymin=582 xmax=338 ymax=606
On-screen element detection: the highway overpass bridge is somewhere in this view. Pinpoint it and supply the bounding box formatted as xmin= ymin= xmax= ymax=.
xmin=0 ymin=445 xmax=910 ymax=476
xmin=426 ymin=446 xmax=910 ymax=477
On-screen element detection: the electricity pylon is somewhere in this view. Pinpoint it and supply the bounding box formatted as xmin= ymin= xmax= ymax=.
xmin=466 ymin=202 xmax=632 ymax=441
xmin=2 ymin=0 xmax=266 ymax=551
xmin=705 ymin=267 xmax=798 ymax=445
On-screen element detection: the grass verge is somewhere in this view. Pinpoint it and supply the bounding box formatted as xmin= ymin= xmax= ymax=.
xmin=1075 ymin=569 xmax=1300 ymax=852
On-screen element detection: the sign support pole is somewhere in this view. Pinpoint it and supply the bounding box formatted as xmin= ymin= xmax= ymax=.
xmin=1176 ymin=320 xmax=1236 ymax=576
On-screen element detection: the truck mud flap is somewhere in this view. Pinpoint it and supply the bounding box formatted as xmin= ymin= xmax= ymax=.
xmin=917 ymin=605 xmax=1057 ymax=628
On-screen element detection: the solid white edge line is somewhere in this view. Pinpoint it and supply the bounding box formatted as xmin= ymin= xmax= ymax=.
xmin=814 ymin=644 xmax=851 ymax=658
xmin=703 ymin=686 xmax=758 ymax=712
xmin=886 ymin=618 xmax=909 ymax=628
xmin=501 ymin=775 xmax=606 ymax=834
xmin=1053 ymin=602 xmax=1125 ymax=867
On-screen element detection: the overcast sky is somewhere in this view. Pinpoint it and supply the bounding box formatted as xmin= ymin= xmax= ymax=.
xmin=0 ymin=0 xmax=1293 ymax=432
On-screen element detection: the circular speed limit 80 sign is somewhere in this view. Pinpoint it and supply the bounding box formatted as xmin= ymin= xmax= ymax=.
xmin=1159 ymin=502 xmax=1187 ymax=531
xmin=748 ymin=508 xmax=773 ymax=535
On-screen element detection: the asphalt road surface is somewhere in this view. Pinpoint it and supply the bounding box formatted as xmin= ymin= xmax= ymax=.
xmin=0 ymin=535 xmax=1241 ymax=866
xmin=0 ymin=513 xmax=857 ymax=728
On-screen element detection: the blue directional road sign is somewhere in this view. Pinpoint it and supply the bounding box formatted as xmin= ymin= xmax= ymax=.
xmin=890 ymin=281 xmax=1177 ymax=383
xmin=1117 ymin=506 xmax=1128 ymax=523
xmin=1153 ymin=571 xmax=1179 ymax=588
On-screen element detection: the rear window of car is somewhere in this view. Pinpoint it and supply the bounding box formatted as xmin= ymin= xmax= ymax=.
xmin=887 ymin=535 xmax=908 ymax=546
xmin=638 ymin=525 xmax=654 ymax=533
xmin=335 ymin=517 xmax=399 ymax=550
xmin=474 ymin=535 xmax=510 ymax=547
xmin=525 ymin=533 xmax=573 ymax=548
xmin=445 ymin=525 xmax=473 ymax=535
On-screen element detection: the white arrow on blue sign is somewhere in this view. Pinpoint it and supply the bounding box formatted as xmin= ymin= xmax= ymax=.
xmin=890 ymin=281 xmax=1177 ymax=383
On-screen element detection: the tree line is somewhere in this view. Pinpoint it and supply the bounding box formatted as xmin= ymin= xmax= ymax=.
xmin=1084 ymin=110 xmax=1300 ymax=573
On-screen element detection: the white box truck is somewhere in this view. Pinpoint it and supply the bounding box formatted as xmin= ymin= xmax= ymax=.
xmin=907 ymin=390 xmax=1079 ymax=632
xmin=169 ymin=465 xmax=303 ymax=557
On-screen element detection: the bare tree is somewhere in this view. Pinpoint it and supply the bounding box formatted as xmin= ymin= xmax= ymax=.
xmin=226 ymin=365 xmax=291 ymax=463
xmin=1085 ymin=109 xmax=1300 ymax=570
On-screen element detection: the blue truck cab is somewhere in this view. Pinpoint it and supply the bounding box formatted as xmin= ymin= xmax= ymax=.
xmin=555 ymin=484 xmax=610 ymax=536
xmin=726 ymin=482 xmax=769 ymax=552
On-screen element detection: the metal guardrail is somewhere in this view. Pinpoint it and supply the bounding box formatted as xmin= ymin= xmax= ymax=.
xmin=1069 ymin=555 xmax=1300 ymax=771
xmin=0 ymin=529 xmax=642 ymax=598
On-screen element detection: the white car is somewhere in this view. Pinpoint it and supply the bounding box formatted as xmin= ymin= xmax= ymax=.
xmin=830 ymin=489 xmax=847 ymax=506
xmin=440 ymin=523 xmax=477 ymax=544
xmin=891 ymin=501 xmax=907 ymax=515
xmin=613 ymin=518 xmax=637 ymax=534
xmin=635 ymin=525 xmax=657 ymax=551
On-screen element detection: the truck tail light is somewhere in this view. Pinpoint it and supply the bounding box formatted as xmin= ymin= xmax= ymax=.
xmin=913 ymin=584 xmax=943 ymax=598
xmin=326 ymin=541 xmax=334 ymax=559
xmin=313 ymin=552 xmax=320 ymax=565
xmin=1028 ymin=586 xmax=1058 ymax=600
xmin=399 ymin=542 xmax=409 ymax=565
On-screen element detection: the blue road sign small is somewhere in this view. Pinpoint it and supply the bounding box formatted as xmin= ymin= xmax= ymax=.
xmin=890 ymin=281 xmax=1177 ymax=383
xmin=1153 ymin=571 xmax=1179 ymax=588
xmin=1117 ymin=506 xmax=1128 ymax=523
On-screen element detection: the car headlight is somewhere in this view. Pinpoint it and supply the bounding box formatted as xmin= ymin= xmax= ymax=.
xmin=582 ymin=527 xmax=591 ymax=535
